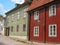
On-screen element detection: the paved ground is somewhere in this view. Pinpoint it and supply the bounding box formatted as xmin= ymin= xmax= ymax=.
xmin=0 ymin=35 xmax=27 ymax=45
xmin=27 ymin=42 xmax=60 ymax=45
xmin=0 ymin=35 xmax=60 ymax=45
xmin=31 ymin=42 xmax=60 ymax=45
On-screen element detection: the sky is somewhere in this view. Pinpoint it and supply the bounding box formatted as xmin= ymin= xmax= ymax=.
xmin=0 ymin=0 xmax=24 ymax=17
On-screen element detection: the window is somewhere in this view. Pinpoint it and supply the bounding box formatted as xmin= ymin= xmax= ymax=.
xmin=23 ymin=12 xmax=27 ymax=18
xmin=17 ymin=12 xmax=20 ymax=20
xmin=49 ymin=24 xmax=57 ymax=37
xmin=34 ymin=26 xmax=39 ymax=36
xmin=12 ymin=14 xmax=14 ymax=22
xmin=11 ymin=26 xmax=13 ymax=32
xmin=34 ymin=10 xmax=39 ymax=20
xmin=7 ymin=16 xmax=9 ymax=23
xmin=23 ymin=24 xmax=26 ymax=31
xmin=49 ymin=5 xmax=56 ymax=16
xmin=17 ymin=25 xmax=19 ymax=32
xmin=23 ymin=8 xmax=27 ymax=18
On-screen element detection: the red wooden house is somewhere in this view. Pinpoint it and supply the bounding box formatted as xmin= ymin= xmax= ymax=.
xmin=28 ymin=0 xmax=60 ymax=43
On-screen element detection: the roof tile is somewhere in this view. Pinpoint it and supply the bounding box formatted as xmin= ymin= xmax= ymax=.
xmin=28 ymin=0 xmax=54 ymax=11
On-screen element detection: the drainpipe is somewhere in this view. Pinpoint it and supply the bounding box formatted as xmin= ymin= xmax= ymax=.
xmin=44 ymin=7 xmax=46 ymax=43
xmin=27 ymin=11 xmax=30 ymax=41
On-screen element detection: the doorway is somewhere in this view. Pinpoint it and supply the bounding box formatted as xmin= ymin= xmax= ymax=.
xmin=5 ymin=27 xmax=10 ymax=36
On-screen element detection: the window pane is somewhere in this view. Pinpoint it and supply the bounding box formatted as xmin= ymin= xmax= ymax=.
xmin=50 ymin=26 xmax=52 ymax=35
xmin=53 ymin=25 xmax=56 ymax=35
xmin=53 ymin=5 xmax=56 ymax=15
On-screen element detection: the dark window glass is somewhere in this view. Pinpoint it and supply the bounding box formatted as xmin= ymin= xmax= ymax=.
xmin=50 ymin=26 xmax=52 ymax=35
xmin=11 ymin=26 xmax=13 ymax=32
xmin=17 ymin=25 xmax=19 ymax=32
xmin=53 ymin=26 xmax=56 ymax=35
xmin=23 ymin=24 xmax=26 ymax=31
xmin=53 ymin=6 xmax=55 ymax=15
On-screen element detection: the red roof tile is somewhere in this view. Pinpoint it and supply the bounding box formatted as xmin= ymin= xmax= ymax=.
xmin=28 ymin=0 xmax=54 ymax=11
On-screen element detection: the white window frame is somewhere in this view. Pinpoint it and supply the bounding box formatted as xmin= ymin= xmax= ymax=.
xmin=49 ymin=5 xmax=56 ymax=16
xmin=34 ymin=26 xmax=39 ymax=36
xmin=34 ymin=10 xmax=39 ymax=20
xmin=49 ymin=24 xmax=57 ymax=37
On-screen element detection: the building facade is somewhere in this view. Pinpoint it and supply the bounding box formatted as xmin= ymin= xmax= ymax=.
xmin=0 ymin=15 xmax=5 ymax=35
xmin=28 ymin=0 xmax=60 ymax=43
xmin=5 ymin=0 xmax=31 ymax=40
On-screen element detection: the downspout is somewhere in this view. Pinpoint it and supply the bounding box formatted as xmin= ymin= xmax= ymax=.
xmin=44 ymin=7 xmax=46 ymax=43
xmin=27 ymin=11 xmax=30 ymax=41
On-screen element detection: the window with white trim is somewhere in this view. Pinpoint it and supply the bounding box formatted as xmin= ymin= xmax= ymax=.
xmin=49 ymin=24 xmax=57 ymax=37
xmin=49 ymin=5 xmax=56 ymax=16
xmin=34 ymin=10 xmax=39 ymax=20
xmin=34 ymin=26 xmax=39 ymax=36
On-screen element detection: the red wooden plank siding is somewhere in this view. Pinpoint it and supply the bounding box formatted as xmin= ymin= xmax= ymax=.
xmin=46 ymin=3 xmax=60 ymax=43
xmin=28 ymin=0 xmax=60 ymax=43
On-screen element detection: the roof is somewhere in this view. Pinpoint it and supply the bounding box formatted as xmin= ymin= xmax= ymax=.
xmin=28 ymin=0 xmax=54 ymax=11
xmin=5 ymin=0 xmax=31 ymax=15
